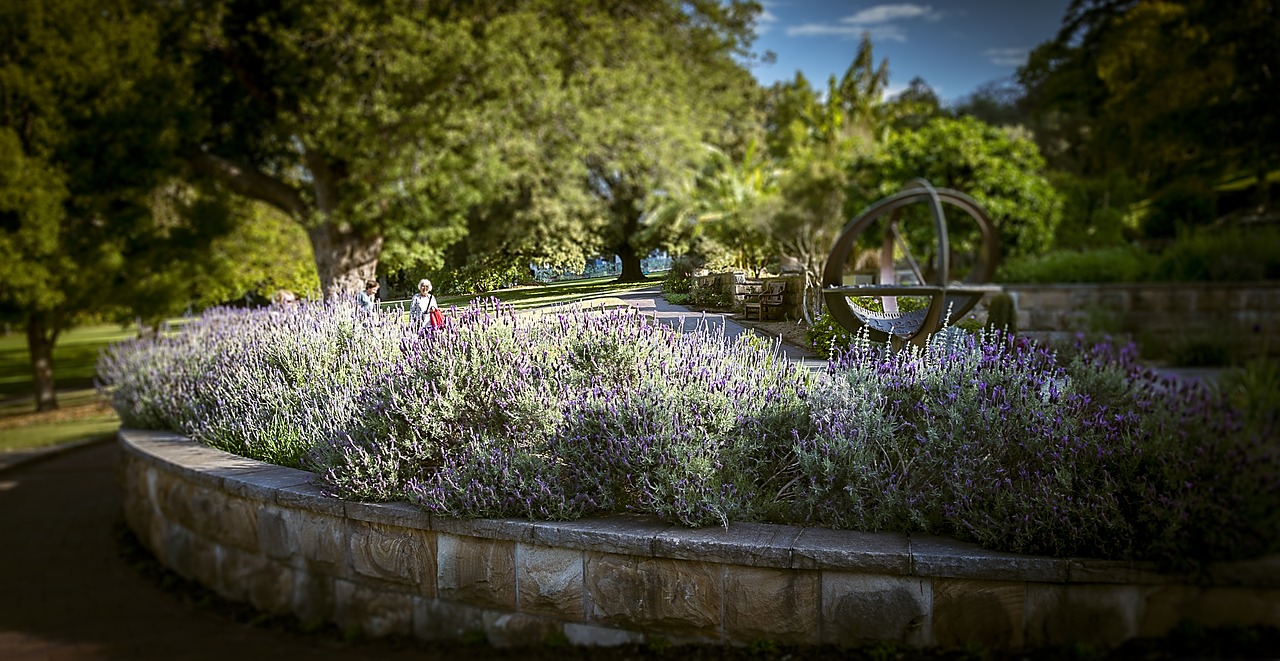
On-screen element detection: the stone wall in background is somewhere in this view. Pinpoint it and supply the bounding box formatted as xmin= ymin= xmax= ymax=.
xmin=120 ymin=429 xmax=1280 ymax=652
xmin=693 ymin=274 xmax=1278 ymax=360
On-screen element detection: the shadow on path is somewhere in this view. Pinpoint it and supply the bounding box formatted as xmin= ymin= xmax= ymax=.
xmin=0 ymin=441 xmax=515 ymax=660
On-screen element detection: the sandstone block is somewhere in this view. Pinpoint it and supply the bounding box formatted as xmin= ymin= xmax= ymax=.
xmin=413 ymin=596 xmax=486 ymax=642
xmin=563 ymin=622 xmax=645 ymax=647
xmin=333 ymin=578 xmax=413 ymax=638
xmin=653 ymin=522 xmax=800 ymax=568
xmin=350 ymin=521 xmax=436 ymax=595
xmin=437 ymin=534 xmax=516 ymax=609
xmin=911 ymin=534 xmax=1066 ymax=582
xmin=291 ymin=571 xmax=336 ymax=628
xmin=724 ymin=566 xmax=819 ymax=644
xmin=295 ymin=509 xmax=348 ymax=571
xmin=162 ymin=523 xmax=219 ymax=589
xmin=258 ymin=505 xmax=295 ymax=560
xmin=821 ymin=572 xmax=930 ymax=647
xmin=1025 ymin=583 xmax=1142 ymax=648
xmin=218 ymin=544 xmax=294 ymax=614
xmin=517 ymin=543 xmax=583 ymax=619
xmin=931 ymin=578 xmax=1024 ymax=649
xmin=483 ymin=612 xmax=563 ymax=648
xmin=791 ymin=528 xmax=909 ymax=574
xmin=1139 ymin=585 xmax=1201 ymax=637
xmin=205 ymin=492 xmax=260 ymax=551
xmin=585 ymin=552 xmax=721 ymax=640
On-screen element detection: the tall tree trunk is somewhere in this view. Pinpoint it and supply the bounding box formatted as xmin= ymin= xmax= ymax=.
xmin=307 ymin=223 xmax=384 ymax=299
xmin=27 ymin=313 xmax=60 ymax=412
xmin=190 ymin=151 xmax=384 ymax=300
xmin=615 ymin=243 xmax=646 ymax=282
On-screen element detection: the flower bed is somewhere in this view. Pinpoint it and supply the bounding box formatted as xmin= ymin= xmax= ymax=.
xmin=98 ymin=298 xmax=1279 ymax=569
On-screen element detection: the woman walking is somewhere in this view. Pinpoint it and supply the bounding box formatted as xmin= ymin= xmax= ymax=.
xmin=409 ymin=279 xmax=443 ymax=328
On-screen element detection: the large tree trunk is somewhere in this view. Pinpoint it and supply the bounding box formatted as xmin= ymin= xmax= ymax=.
xmin=190 ymin=150 xmax=384 ymax=299
xmin=307 ymin=223 xmax=383 ymax=299
xmin=27 ymin=313 xmax=60 ymax=412
xmin=616 ymin=243 xmax=646 ymax=282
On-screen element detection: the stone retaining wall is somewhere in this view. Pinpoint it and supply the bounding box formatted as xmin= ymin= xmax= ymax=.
xmin=1002 ymin=283 xmax=1280 ymax=359
xmin=694 ymin=275 xmax=1279 ymax=359
xmin=119 ymin=429 xmax=1280 ymax=651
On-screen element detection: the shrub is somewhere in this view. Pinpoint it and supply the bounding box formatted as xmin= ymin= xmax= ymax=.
xmin=805 ymin=311 xmax=855 ymax=358
xmin=98 ymin=300 xmax=1280 ymax=569
xmin=1151 ymin=226 xmax=1280 ymax=282
xmin=984 ymin=292 xmax=1017 ymax=335
xmin=662 ymin=255 xmax=698 ymax=295
xmin=996 ymin=246 xmax=1156 ymax=283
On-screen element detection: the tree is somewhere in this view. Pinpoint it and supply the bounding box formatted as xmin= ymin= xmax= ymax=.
xmin=167 ymin=0 xmax=502 ymax=297
xmin=644 ymin=140 xmax=781 ymax=274
xmin=767 ymin=35 xmax=892 ymax=321
xmin=566 ymin=1 xmax=764 ymax=282
xmin=1020 ymin=0 xmax=1279 ymax=218
xmin=168 ymin=0 xmax=764 ymax=293
xmin=863 ymin=116 xmax=1063 ymax=262
xmin=0 ymin=0 xmax=204 ymax=411
xmin=884 ymin=76 xmax=943 ymax=130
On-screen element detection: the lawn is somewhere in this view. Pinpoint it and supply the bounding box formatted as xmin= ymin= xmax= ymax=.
xmin=0 ymin=325 xmax=134 ymax=452
xmin=380 ymin=274 xmax=664 ymax=311
xmin=0 ymin=274 xmax=666 ymax=453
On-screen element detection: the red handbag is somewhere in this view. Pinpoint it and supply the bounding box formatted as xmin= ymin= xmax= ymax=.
xmin=428 ymin=308 xmax=445 ymax=328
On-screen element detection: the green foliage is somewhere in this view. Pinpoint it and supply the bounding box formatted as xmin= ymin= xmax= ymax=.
xmin=1049 ymin=170 xmax=1142 ymax=249
xmin=1219 ymin=357 xmax=1280 ymax=434
xmin=1144 ymin=180 xmax=1218 ymax=240
xmin=984 ymin=293 xmax=1017 ymax=335
xmin=805 ymin=312 xmax=856 ymax=359
xmin=0 ymin=0 xmax=217 ymax=408
xmin=1150 ymin=226 xmax=1280 ymax=282
xmin=689 ymin=285 xmax=732 ymax=309
xmin=997 ymin=246 xmax=1156 ymax=283
xmin=1001 ymin=227 xmax=1280 ymax=284
xmin=662 ymin=256 xmax=698 ymax=295
xmin=863 ymin=116 xmax=1064 ymax=260
xmin=1019 ymin=0 xmax=1279 ymax=222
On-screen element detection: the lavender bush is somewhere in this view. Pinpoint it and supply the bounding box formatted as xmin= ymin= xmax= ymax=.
xmin=98 ymin=300 xmax=1278 ymax=568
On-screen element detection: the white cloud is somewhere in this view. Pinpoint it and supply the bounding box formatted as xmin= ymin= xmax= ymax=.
xmin=755 ymin=2 xmax=779 ymax=35
xmin=843 ymin=4 xmax=941 ymax=25
xmin=784 ymin=4 xmax=941 ymax=42
xmin=984 ymin=47 xmax=1029 ymax=67
xmin=787 ymin=23 xmax=907 ymax=42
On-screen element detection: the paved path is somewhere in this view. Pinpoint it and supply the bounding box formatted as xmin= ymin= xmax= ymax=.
xmin=0 ymin=440 xmax=509 ymax=660
xmin=588 ymin=285 xmax=822 ymax=365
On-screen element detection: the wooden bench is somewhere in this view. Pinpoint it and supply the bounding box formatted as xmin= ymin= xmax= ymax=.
xmin=744 ymin=281 xmax=786 ymax=321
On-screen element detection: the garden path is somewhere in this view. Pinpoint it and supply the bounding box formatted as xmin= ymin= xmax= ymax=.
xmin=606 ymin=286 xmax=822 ymax=365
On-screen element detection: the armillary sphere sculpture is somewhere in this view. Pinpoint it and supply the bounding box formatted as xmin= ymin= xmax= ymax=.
xmin=822 ymin=178 xmax=1001 ymax=347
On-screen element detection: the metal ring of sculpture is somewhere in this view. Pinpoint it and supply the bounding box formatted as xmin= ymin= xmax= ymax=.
xmin=822 ymin=179 xmax=1001 ymax=347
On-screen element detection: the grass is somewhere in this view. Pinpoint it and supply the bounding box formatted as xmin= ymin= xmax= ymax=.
xmin=0 ymin=274 xmax=666 ymax=453
xmin=1 ymin=324 xmax=130 ymax=453
xmin=0 ymin=323 xmax=137 ymax=399
xmin=379 ymin=274 xmax=665 ymax=312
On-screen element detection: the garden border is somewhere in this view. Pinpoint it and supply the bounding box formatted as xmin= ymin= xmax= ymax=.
xmin=118 ymin=428 xmax=1280 ymax=650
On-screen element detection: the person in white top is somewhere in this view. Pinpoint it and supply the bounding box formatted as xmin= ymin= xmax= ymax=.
xmin=409 ymin=278 xmax=440 ymax=327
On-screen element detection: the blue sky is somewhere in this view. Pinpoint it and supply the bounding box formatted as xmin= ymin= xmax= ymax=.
xmin=746 ymin=1 xmax=1073 ymax=103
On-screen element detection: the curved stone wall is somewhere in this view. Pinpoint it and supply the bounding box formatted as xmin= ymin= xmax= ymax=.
xmin=118 ymin=429 xmax=1280 ymax=650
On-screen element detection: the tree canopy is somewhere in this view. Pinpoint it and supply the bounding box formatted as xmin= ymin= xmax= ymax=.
xmin=1019 ymin=0 xmax=1279 ymax=217
xmin=164 ymin=0 xmax=765 ymax=294
xmin=0 ymin=0 xmax=211 ymax=410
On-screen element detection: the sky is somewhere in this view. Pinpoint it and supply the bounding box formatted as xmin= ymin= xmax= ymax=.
xmin=746 ymin=1 xmax=1074 ymax=103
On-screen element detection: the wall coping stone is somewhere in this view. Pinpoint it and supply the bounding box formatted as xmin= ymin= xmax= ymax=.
xmin=119 ymin=428 xmax=1280 ymax=589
